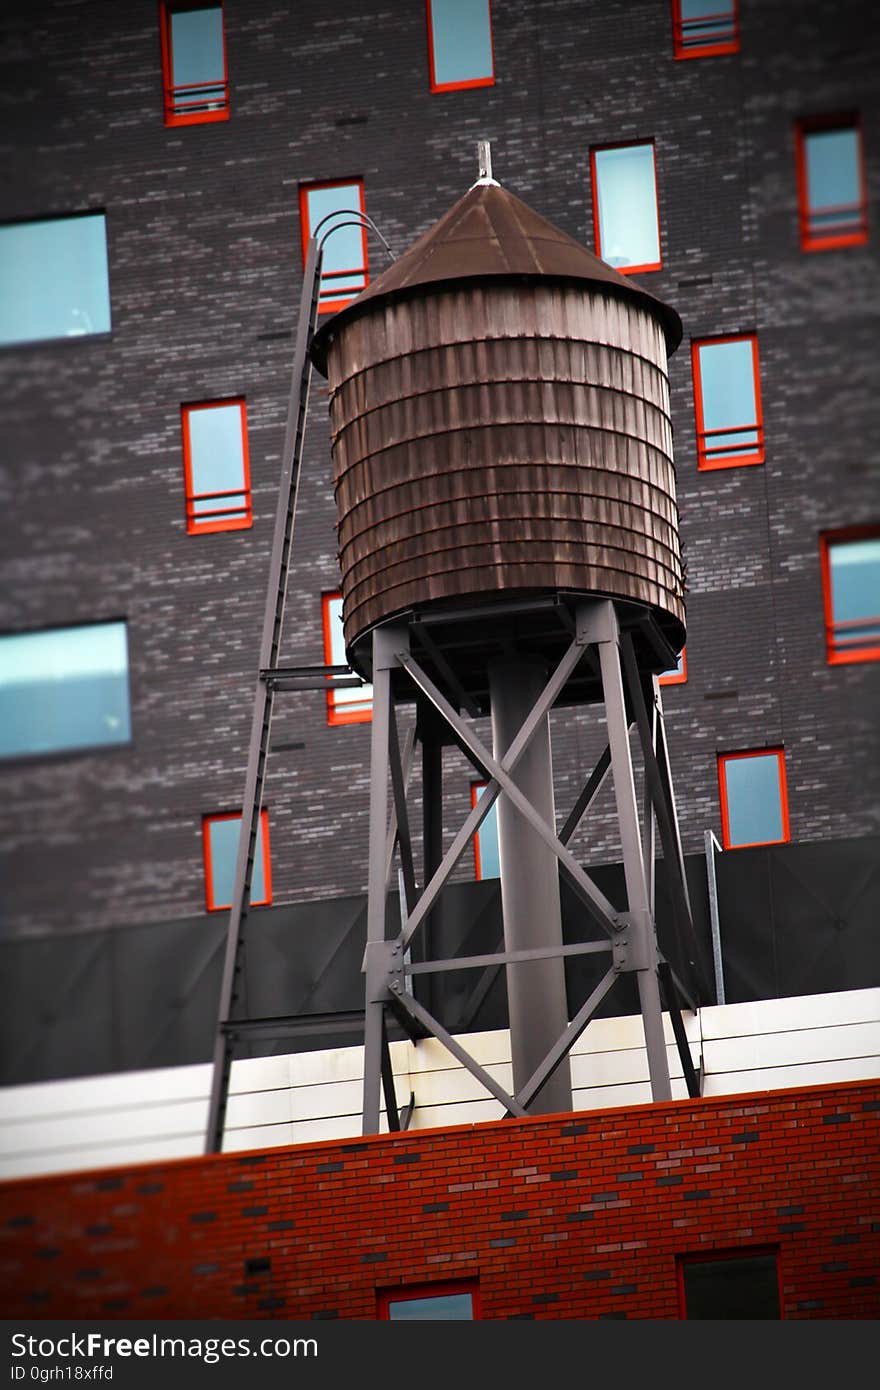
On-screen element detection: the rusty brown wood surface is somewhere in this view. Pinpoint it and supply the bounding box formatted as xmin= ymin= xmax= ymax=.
xmin=324 ymin=283 xmax=686 ymax=650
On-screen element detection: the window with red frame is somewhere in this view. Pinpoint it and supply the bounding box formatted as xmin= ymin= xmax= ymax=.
xmin=300 ymin=180 xmax=368 ymax=315
xmin=378 ymin=1281 xmax=480 ymax=1319
xmin=691 ymin=335 xmax=764 ymax=470
xmin=659 ymin=647 xmax=687 ymax=686
xmin=819 ymin=527 xmax=880 ymax=665
xmin=181 ymin=399 xmax=252 ymax=535
xmin=677 ymin=1249 xmax=781 ymax=1318
xmin=426 ymin=0 xmax=494 ymax=92
xmin=671 ymin=1 xmax=739 ymax=60
xmin=795 ymin=115 xmax=868 ymax=252
xmin=590 ymin=142 xmax=661 ymax=274
xmin=470 ymin=781 xmax=500 ymax=880
xmin=718 ymin=749 xmax=789 ymax=850
xmin=202 ymin=809 xmax=271 ymax=912
xmin=159 ymin=2 xmax=229 ymax=127
xmin=322 ymin=593 xmax=372 ymax=725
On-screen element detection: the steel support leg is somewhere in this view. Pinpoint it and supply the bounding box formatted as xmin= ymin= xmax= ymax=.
xmin=594 ymin=605 xmax=672 ymax=1103
xmin=489 ymin=658 xmax=572 ymax=1115
xmin=420 ymin=722 xmax=444 ymax=1016
xmin=362 ymin=625 xmax=401 ymax=1135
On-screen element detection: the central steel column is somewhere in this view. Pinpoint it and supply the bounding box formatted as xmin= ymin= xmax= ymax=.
xmin=489 ymin=658 xmax=572 ymax=1115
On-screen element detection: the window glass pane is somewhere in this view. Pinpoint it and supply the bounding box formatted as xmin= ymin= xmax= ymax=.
xmin=305 ymin=184 xmax=367 ymax=298
xmin=682 ymin=1255 xmax=780 ymax=1319
xmin=828 ymin=538 xmax=880 ymax=650
xmin=474 ymin=783 xmax=500 ymax=879
xmin=681 ymin=0 xmax=728 ymax=17
xmin=207 ymin=814 xmax=267 ymax=909
xmin=675 ymin=0 xmax=737 ymax=53
xmin=593 ymin=145 xmax=660 ymax=270
xmin=187 ymin=404 xmax=247 ymax=517
xmin=387 ymin=1292 xmax=474 ymax=1320
xmin=723 ymin=754 xmax=784 ymax=847
xmin=680 ymin=0 xmax=733 ymax=38
xmin=0 ymin=621 xmax=130 ymax=759
xmin=698 ymin=339 xmax=759 ymax=453
xmin=805 ymin=128 xmax=860 ymax=218
xmin=170 ymin=6 xmax=225 ymax=88
xmin=326 ymin=596 xmax=372 ymax=713
xmin=430 ymin=0 xmax=493 ymax=87
xmin=0 ymin=214 xmax=111 ymax=347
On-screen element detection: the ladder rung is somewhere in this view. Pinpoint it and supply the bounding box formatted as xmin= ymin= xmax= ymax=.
xmin=221 ymin=1011 xmax=367 ymax=1041
xmin=261 ymin=664 xmax=354 ymax=678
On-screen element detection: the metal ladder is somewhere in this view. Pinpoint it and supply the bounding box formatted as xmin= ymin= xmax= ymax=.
xmin=201 ymin=232 xmax=381 ymax=1152
xmin=203 ymin=210 xmax=396 ymax=1154
xmin=203 ymin=235 xmax=322 ymax=1153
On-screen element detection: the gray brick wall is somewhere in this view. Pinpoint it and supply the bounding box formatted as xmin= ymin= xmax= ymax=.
xmin=0 ymin=0 xmax=877 ymax=938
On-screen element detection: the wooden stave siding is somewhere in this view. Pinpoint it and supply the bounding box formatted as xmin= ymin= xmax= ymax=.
xmin=325 ymin=283 xmax=685 ymax=649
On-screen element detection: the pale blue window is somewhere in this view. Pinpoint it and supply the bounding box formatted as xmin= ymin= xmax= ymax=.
xmin=825 ymin=535 xmax=880 ymax=660
xmin=803 ymin=128 xmax=861 ymax=234
xmin=473 ymin=782 xmax=500 ymax=880
xmin=0 ymin=621 xmax=130 ymax=759
xmin=162 ymin=3 xmax=228 ymax=122
xmin=302 ymin=182 xmax=368 ymax=309
xmin=721 ymin=752 xmax=787 ymax=849
xmin=170 ymin=6 xmax=224 ymax=94
xmin=204 ymin=812 xmax=269 ymax=911
xmin=323 ymin=594 xmax=372 ymax=721
xmin=183 ymin=400 xmax=251 ymax=532
xmin=428 ymin=0 xmax=494 ymax=90
xmin=673 ymin=1 xmax=739 ymax=57
xmin=694 ymin=336 xmax=763 ymax=467
xmin=387 ymin=1292 xmax=474 ymax=1319
xmin=0 ymin=214 xmax=111 ymax=347
xmin=592 ymin=144 xmax=661 ymax=271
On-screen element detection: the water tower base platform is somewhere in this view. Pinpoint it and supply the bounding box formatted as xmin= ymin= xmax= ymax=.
xmin=360 ymin=597 xmax=712 ymax=1134
xmin=350 ymin=591 xmax=684 ymax=715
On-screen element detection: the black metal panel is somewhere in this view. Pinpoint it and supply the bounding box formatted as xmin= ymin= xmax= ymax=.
xmin=1 ymin=837 xmax=877 ymax=1086
xmin=0 ymin=933 xmax=116 ymax=1085
xmin=715 ymin=836 xmax=880 ymax=1001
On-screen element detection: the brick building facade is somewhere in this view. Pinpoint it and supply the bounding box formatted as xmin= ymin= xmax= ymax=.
xmin=0 ymin=3 xmax=878 ymax=1079
xmin=1 ymin=1079 xmax=877 ymax=1319
xmin=2 ymin=0 xmax=877 ymax=921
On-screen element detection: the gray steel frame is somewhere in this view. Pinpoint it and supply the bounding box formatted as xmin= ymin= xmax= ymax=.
xmin=203 ymin=218 xmax=703 ymax=1151
xmin=361 ymin=598 xmax=705 ymax=1135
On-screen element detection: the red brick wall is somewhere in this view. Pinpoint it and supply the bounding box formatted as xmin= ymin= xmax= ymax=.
xmin=1 ymin=1079 xmax=878 ymax=1319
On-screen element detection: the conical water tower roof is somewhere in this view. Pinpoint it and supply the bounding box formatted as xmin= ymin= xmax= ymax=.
xmin=310 ymin=179 xmax=682 ymax=373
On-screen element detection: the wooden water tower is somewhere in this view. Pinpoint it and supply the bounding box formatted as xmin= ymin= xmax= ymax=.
xmin=310 ymin=147 xmax=708 ymax=1132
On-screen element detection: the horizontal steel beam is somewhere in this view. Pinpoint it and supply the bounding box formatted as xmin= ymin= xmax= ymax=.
xmin=404 ymin=939 xmax=613 ymax=975
xmin=220 ymin=1010 xmax=368 ymax=1040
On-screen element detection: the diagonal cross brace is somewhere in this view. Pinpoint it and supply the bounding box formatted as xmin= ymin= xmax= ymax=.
xmin=399 ymin=652 xmax=622 ymax=945
xmin=393 ymin=988 xmax=528 ymax=1117
xmin=514 ymin=967 xmax=618 ymax=1112
xmin=391 ymin=629 xmax=590 ymax=950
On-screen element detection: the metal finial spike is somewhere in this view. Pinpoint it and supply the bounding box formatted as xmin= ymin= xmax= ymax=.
xmin=472 ymin=139 xmax=500 ymax=188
